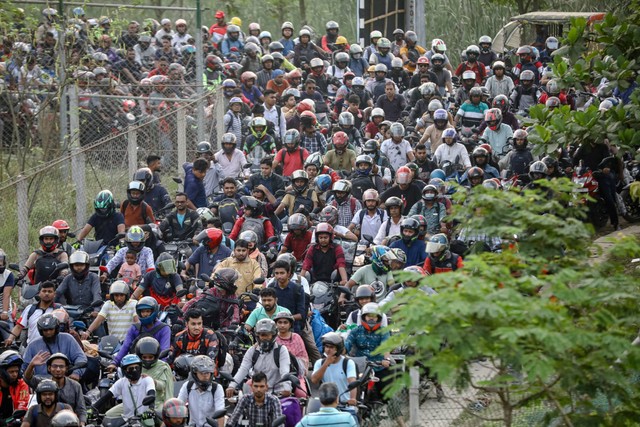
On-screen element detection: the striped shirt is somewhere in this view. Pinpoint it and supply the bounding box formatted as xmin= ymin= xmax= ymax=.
xmin=97 ymin=300 xmax=138 ymax=341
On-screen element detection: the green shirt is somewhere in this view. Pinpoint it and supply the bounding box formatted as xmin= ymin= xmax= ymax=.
xmin=351 ymin=264 xmax=395 ymax=286
xmin=246 ymin=305 xmax=291 ymax=328
xmin=143 ymin=360 xmax=174 ymax=404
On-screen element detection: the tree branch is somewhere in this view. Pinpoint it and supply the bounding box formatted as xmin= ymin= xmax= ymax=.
xmin=512 ymin=376 xmax=562 ymax=409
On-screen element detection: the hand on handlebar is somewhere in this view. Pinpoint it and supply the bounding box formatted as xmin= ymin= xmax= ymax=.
xmin=225 ymin=387 xmax=236 ymax=398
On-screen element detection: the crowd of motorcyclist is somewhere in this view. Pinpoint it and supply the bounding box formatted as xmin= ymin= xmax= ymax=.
xmin=1 ymin=6 xmax=639 ymax=427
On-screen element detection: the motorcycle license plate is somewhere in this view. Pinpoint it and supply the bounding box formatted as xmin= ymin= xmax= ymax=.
xmin=573 ymin=188 xmax=589 ymax=193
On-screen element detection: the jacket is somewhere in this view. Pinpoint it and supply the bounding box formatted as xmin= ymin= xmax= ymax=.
xmin=160 ymin=209 xmax=202 ymax=241
xmin=114 ymin=320 xmax=171 ymax=365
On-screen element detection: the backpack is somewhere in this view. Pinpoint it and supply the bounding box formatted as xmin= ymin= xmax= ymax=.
xmin=191 ymin=293 xmax=221 ymax=329
xmin=425 ymin=253 xmax=461 ymax=274
xmin=319 ymin=355 xmax=357 ymax=379
xmin=350 ymin=175 xmax=376 ymax=201
xmin=179 ymin=328 xmax=228 ymax=370
xmin=217 ymin=198 xmax=239 ymax=225
xmin=240 ymin=217 xmax=268 ymax=246
xmin=251 ymin=344 xmax=300 ymax=377
xmin=290 ymin=189 xmax=315 ymax=214
xmin=186 ymin=379 xmax=219 ymax=401
xmin=331 ymin=198 xmax=358 ymax=217
xmin=33 ymin=250 xmax=60 ymax=283
xmin=121 ymin=200 xmax=151 ymax=224
xmin=357 ymin=208 xmax=385 ymax=233
xmin=23 ymin=303 xmax=62 ymax=326
xmin=129 ymin=322 xmax=169 ymax=353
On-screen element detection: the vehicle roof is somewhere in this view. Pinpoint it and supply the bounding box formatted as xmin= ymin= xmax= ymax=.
xmin=510 ymin=11 xmax=605 ymax=24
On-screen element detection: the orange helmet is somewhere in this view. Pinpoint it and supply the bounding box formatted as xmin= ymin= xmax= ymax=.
xmin=332 ymin=131 xmax=348 ymax=149
xmin=395 ymin=166 xmax=412 ymax=184
xmin=203 ymin=228 xmax=223 ymax=250
xmin=52 ymin=219 xmax=70 ymax=231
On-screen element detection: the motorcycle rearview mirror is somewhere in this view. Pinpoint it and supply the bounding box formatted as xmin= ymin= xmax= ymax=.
xmin=11 ymin=410 xmax=26 ymax=420
xmin=115 ymin=233 xmax=126 ymax=240
xmin=265 ymin=236 xmax=279 ymax=244
xmin=347 ymin=381 xmax=360 ymax=391
xmin=67 ymin=232 xmax=76 ymax=239
xmin=142 ymin=395 xmax=155 ymax=406
xmin=91 ymin=300 xmax=103 ymax=308
xmin=163 ymin=202 xmax=175 ymax=211
xmin=8 ymin=264 xmax=19 ymax=271
xmin=363 ymin=234 xmax=374 ymax=243
xmin=23 ymin=285 xmax=41 ymax=300
xmin=337 ymin=286 xmax=352 ymax=296
xmin=172 ymin=177 xmax=183 ymax=184
xmin=272 ymin=414 xmax=286 ymax=427
xmin=208 ymin=409 xmax=227 ymax=424
xmin=68 ymin=361 xmax=88 ymax=372
xmin=282 ymin=373 xmax=300 ymax=388
xmin=158 ymin=349 xmax=171 ymax=359
xmin=219 ymin=371 xmax=234 ymax=382
xmin=199 ymin=273 xmax=211 ymax=282
xmin=98 ymin=350 xmax=114 ymax=359
xmin=55 ymin=263 xmax=69 ymax=272
xmin=253 ymin=277 xmax=265 ymax=285
xmin=243 ymin=163 xmax=253 ymax=169
xmin=176 ymin=289 xmax=188 ymax=298
xmin=177 ymin=261 xmax=186 ymax=271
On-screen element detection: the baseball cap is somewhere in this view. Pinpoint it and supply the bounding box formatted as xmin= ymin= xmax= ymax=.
xmin=272 ymin=69 xmax=284 ymax=77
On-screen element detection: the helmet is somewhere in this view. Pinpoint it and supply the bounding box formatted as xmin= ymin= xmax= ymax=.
xmin=196 ymin=141 xmax=213 ymax=155
xmin=221 ymin=133 xmax=237 ymax=155
xmin=255 ymin=318 xmax=277 ymax=351
xmin=304 ymin=152 xmax=323 ymax=171
xmin=222 ymin=79 xmax=237 ymax=89
xmin=403 ymin=30 xmax=417 ymax=43
xmin=335 ymin=52 xmax=349 ymax=63
xmin=315 ymin=222 xmax=335 ymax=240
xmin=395 ymin=166 xmax=412 ymax=185
xmin=384 ymin=247 xmax=407 ymax=267
xmin=492 ymin=61 xmax=505 ymax=71
xmin=431 ymin=38 xmax=447 ymax=53
xmin=51 ymin=410 xmax=80 ymax=427
xmin=462 ymin=70 xmax=476 ymax=81
xmin=299 ymin=29 xmax=311 ymax=38
xmin=546 ymin=79 xmax=560 ymax=95
xmin=321 ymin=332 xmax=345 ymax=354
xmin=517 ymin=45 xmax=533 ymax=56
xmin=466 ymin=44 xmax=480 ymax=57
xmin=479 ymin=35 xmax=492 ymax=52
xmin=350 ymin=44 xmax=363 ymax=55
xmin=529 ymin=161 xmax=548 ymax=180
xmin=326 ymin=20 xmax=339 ymax=30
xmin=315 ymin=174 xmax=333 ymax=193
xmin=133 ymin=167 xmax=155 ymax=191
xmin=484 ymin=108 xmax=502 ymax=131
xmin=320 ymin=206 xmax=339 ymax=225
xmin=37 ymin=314 xmax=60 ymax=340
xmin=52 ymin=219 xmax=70 ymax=233
xmin=288 ymin=213 xmax=309 ymax=231
xmin=546 ymin=36 xmax=559 ymax=50
xmin=69 ymin=250 xmax=90 ymax=280
xmin=426 ymin=233 xmax=449 ymax=254
xmin=190 ymin=355 xmax=215 ymax=388
xmin=360 ymin=302 xmax=382 ymax=331
xmin=331 ymin=131 xmax=348 ymax=150
xmin=370 ymin=245 xmax=390 ymax=275
xmin=472 ymin=146 xmax=489 ymax=162
xmin=469 ymin=87 xmax=483 ymax=98
xmin=282 ymin=21 xmax=294 ymax=31
xmin=442 ymin=128 xmax=457 ymax=140
xmin=546 ymin=96 xmax=561 ymax=108
xmin=276 ymin=253 xmax=297 ymax=276
xmin=228 ymin=97 xmax=243 ymax=106
xmin=0 ymin=350 xmax=23 ymax=385
xmin=422 ymin=184 xmax=438 ymax=202
xmin=428 ymin=99 xmax=443 ymax=112
xmin=125 ymin=226 xmax=145 ymax=252
xmin=385 ymin=196 xmax=403 ymax=212
xmin=283 ymin=129 xmax=301 ymax=149
xmin=227 ymin=24 xmax=240 ymax=35
xmin=94 ymin=190 xmax=115 ymax=217
xmin=513 ymin=129 xmax=528 ymax=147
xmin=362 ymin=188 xmax=379 ymax=203
xmin=377 ymin=38 xmax=392 ymax=49
xmin=390 ymin=122 xmax=405 ymax=138
xmin=273 ymin=311 xmax=295 ymax=328
xmin=430 ymin=169 xmax=446 ymax=181
xmin=391 ymin=57 xmax=404 ymax=68
xmin=39 ymin=226 xmax=59 ymax=252
xmin=369 ymin=109 xmax=385 ymax=121
xmin=36 ymin=379 xmax=59 ymax=404
xmin=541 ymin=156 xmax=558 ymax=171
xmin=213 ymin=268 xmax=239 ymax=294
xmin=417 ymin=56 xmax=430 ymax=65
xmin=400 ymin=217 xmax=420 ymax=243
xmin=520 ymin=70 xmax=535 ymax=82
xmin=362 ymin=140 xmax=378 ymax=156
xmin=248 ymin=22 xmax=261 ymax=31
xmin=203 ymin=228 xmax=223 ymax=250
xmin=310 ymin=57 xmax=324 ymax=69
xmin=467 ymin=166 xmax=485 ymax=180
xmin=352 ymin=77 xmax=365 ymax=87
xmin=155 ymin=252 xmax=177 ymax=277
xmin=339 ymin=111 xmax=355 ymax=127
xmin=261 ymin=54 xmax=274 ymax=64
xmin=291 ymin=170 xmax=310 ymax=192
xmin=374 ymin=63 xmax=388 ymax=74
xmin=332 ymin=179 xmax=351 ymax=195
xmin=121 ymin=354 xmax=143 ymax=381
xmin=109 ymin=280 xmax=130 ymax=302
xmin=126 ymin=180 xmax=145 ymax=204
xmin=355 ymin=284 xmax=376 ymax=302
xmin=239 ymin=230 xmax=259 ymax=246
xmin=174 ymin=354 xmax=194 ymax=379
xmin=241 ymin=71 xmax=257 ymax=83
xmin=370 ymin=30 xmax=382 ymax=40
xmin=433 ymin=109 xmax=448 ymax=126
xmin=492 ymin=94 xmax=509 ymax=111
xmin=136 ymin=296 xmax=160 ymax=326
xmin=258 ymin=31 xmax=272 ymax=40
xmin=482 ymin=179 xmax=501 ymax=190
xmin=242 ymin=195 xmax=265 ymax=217
xmin=135 ymin=336 xmax=160 ymax=369
xmin=269 ymin=41 xmax=285 ymax=52
xmin=250 ymin=117 xmax=268 ymax=139
xmin=355 ymin=155 xmax=374 ymax=176
xmin=162 ymin=398 xmax=188 ymax=427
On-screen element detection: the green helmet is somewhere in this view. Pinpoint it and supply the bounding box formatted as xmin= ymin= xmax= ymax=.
xmin=94 ymin=190 xmax=115 ymax=217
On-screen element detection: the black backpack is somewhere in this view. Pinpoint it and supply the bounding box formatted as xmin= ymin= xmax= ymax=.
xmin=185 ymin=379 xmax=219 ymax=400
xmin=179 ymin=329 xmax=228 ymax=370
xmin=217 ymin=198 xmax=239 ymax=225
xmin=251 ymin=344 xmax=300 ymax=377
xmin=350 ymin=175 xmax=376 ymax=201
xmin=129 ymin=322 xmax=169 ymax=353
xmin=319 ymin=355 xmax=357 ymax=379
xmin=33 ymin=250 xmax=60 ymax=283
xmin=287 ymin=189 xmax=315 ymax=214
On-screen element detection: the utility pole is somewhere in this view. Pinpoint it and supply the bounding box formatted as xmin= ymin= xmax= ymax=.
xmin=195 ymin=0 xmax=205 ymax=143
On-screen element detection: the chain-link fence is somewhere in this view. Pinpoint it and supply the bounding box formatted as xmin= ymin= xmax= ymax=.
xmin=0 ymin=85 xmax=223 ymax=264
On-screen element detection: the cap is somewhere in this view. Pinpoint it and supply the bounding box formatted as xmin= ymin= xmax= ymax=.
xmin=215 ymin=10 xmax=225 ymax=19
xmin=161 ymin=18 xmax=171 ymax=25
xmin=272 ymin=69 xmax=284 ymax=77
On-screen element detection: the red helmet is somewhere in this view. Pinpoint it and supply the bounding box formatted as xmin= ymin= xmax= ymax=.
xmin=206 ymin=54 xmax=223 ymax=70
xmin=395 ymin=166 xmax=412 ymax=185
xmin=416 ymin=56 xmax=429 ymax=65
xmin=122 ymin=100 xmax=136 ymax=113
xmin=203 ymin=228 xmax=223 ymax=250
xmin=300 ymin=110 xmax=317 ymax=126
xmin=404 ymin=265 xmax=427 ymax=276
xmin=315 ymin=222 xmax=334 ymax=239
xmin=479 ymin=143 xmax=493 ymax=154
xmin=297 ymin=102 xmax=313 ymax=114
xmin=484 ymin=108 xmax=502 ymax=131
xmin=332 ymin=131 xmax=348 ymax=149
xmin=52 ymin=220 xmax=70 ymax=231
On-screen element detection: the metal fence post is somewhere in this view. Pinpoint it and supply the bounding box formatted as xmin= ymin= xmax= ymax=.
xmin=195 ymin=0 xmax=205 ymax=143
xmin=128 ymin=125 xmax=138 ymax=179
xmin=68 ymin=84 xmax=86 ymax=227
xmin=177 ymin=108 xmax=186 ymax=174
xmin=409 ymin=367 xmax=420 ymax=426
xmin=215 ymin=89 xmax=224 ymax=150
xmin=16 ymin=175 xmax=29 ymax=265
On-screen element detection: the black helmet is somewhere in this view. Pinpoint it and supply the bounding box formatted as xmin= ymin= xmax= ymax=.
xmin=0 ymin=350 xmax=23 ymax=385
xmin=36 ymin=379 xmax=59 ymax=404
xmin=355 ymin=284 xmax=375 ymax=300
xmin=135 ymin=336 xmax=161 ymax=369
xmin=240 ymin=196 xmax=264 ymax=217
xmin=51 ymin=410 xmax=80 ymax=427
xmin=94 ymin=190 xmax=115 ymax=217
xmin=46 ymin=353 xmax=70 ymax=371
xmin=363 ymin=139 xmax=378 ymax=156
xmin=37 ymin=314 xmax=60 ymax=342
xmin=400 ymin=217 xmax=420 ymax=244
xmin=321 ymin=332 xmax=344 ymax=354
xmin=385 ymin=196 xmax=403 ymax=212
xmin=174 ymin=354 xmax=195 ymax=380
xmin=542 ymin=156 xmax=558 ymax=170
xmin=133 ymin=167 xmax=154 ymax=192
xmin=213 ymin=268 xmax=238 ymax=294
xmin=196 ymin=141 xmax=213 ymax=154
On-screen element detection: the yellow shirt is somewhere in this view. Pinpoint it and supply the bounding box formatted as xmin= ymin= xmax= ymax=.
xmin=214 ymin=256 xmax=262 ymax=295
xmin=400 ymin=45 xmax=427 ymax=74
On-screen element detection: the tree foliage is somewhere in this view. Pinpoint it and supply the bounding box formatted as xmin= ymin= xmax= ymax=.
xmin=380 ymin=180 xmax=640 ymax=426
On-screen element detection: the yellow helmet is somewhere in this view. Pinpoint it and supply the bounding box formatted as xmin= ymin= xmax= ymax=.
xmin=335 ymin=36 xmax=348 ymax=45
xmin=230 ymin=17 xmax=242 ymax=27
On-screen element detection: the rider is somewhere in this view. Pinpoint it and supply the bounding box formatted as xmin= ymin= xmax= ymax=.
xmin=55 ymin=250 xmax=101 ymax=311
xmin=362 ymin=139 xmax=393 ymax=186
xmin=477 ymin=35 xmax=498 ymax=69
xmin=389 ymin=217 xmax=427 ymax=267
xmin=346 ymin=245 xmax=396 ymax=292
xmin=239 ymin=230 xmax=269 ymax=277
xmin=407 ymin=185 xmax=447 ymax=238
xmin=485 ymin=61 xmax=514 ymax=98
xmin=229 ymin=197 xmax=275 ymax=246
xmin=213 ymin=240 xmax=262 ymax=295
xmin=23 ymin=378 xmax=72 ymax=427
xmin=136 ymin=337 xmax=174 ymax=404
xmin=423 ymin=234 xmax=463 ymax=274
xmin=81 ymin=280 xmax=138 ymax=341
xmin=510 ymin=69 xmax=539 ymax=113
xmin=498 ymin=129 xmax=535 ymax=176
xmin=324 ymin=131 xmax=356 ymax=174
xmin=455 ymin=45 xmax=486 ymax=84
xmin=329 ymin=180 xmax=361 ymax=227
xmin=350 ymin=155 xmax=384 ymax=200
xmin=21 ymin=226 xmax=69 ymax=284
xmin=215 ymin=133 xmax=248 ymax=180
xmin=379 ymin=166 xmax=423 ymax=216
xmin=433 ymin=128 xmax=472 ymax=170
xmin=245 ymin=156 xmax=286 ymax=196
xmin=5 ymin=282 xmax=60 ymax=347
xmin=182 ymin=268 xmax=240 ymax=329
xmin=103 ymin=226 xmax=155 ymax=280
xmin=243 ymin=116 xmax=277 ymax=163
xmin=132 ymin=252 xmax=185 ymax=307
xmin=512 ymin=45 xmax=543 ymax=84
xmin=349 ymin=189 xmax=387 ymax=243
xmin=482 ymin=107 xmax=513 ymax=156
xmin=460 ymin=146 xmax=500 ymax=184
xmin=275 ymin=170 xmax=319 ymax=217
xmin=121 ymin=181 xmax=155 ymax=228
xmin=301 ymin=223 xmax=348 ymax=285
xmin=51 ymin=220 xmax=74 ymax=257
xmin=280 ymin=213 xmax=313 ymax=262
xmin=170 ymin=308 xmax=219 ymax=366
xmin=374 ymin=196 xmax=404 ymax=245
xmin=186 ymin=228 xmax=233 ymax=277
xmin=133 ymin=167 xmax=172 ymax=213
xmin=226 ymin=371 xmax=283 ymax=427
xmin=159 ymin=192 xmax=203 ymax=242
xmin=454 ymin=86 xmax=488 ymax=128
xmin=380 ymin=122 xmax=415 ymax=172
xmin=455 ymin=70 xmax=478 ymax=106
xmin=0 ymin=350 xmax=29 ymax=418
xmin=273 ymin=129 xmax=310 ymax=176
xmin=177 ymin=356 xmax=225 ymax=427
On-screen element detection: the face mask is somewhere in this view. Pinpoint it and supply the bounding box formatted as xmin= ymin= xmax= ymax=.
xmin=259 ymin=338 xmax=274 ymax=353
xmin=124 ymin=366 xmax=142 ymax=381
xmin=0 ymin=267 xmax=5 ymax=274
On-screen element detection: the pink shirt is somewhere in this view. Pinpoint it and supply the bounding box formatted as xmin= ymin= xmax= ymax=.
xmin=118 ymin=262 xmax=142 ymax=284
xmin=276 ymin=332 xmax=309 ymax=372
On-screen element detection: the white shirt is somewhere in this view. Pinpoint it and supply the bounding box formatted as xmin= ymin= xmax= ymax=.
xmin=214 ymin=149 xmax=247 ymax=179
xmin=351 ymin=209 xmax=388 ymax=244
xmin=18 ymin=303 xmax=58 ymax=344
xmin=110 ymin=376 xmax=155 ymax=420
xmin=311 ymin=225 xmax=351 ymax=243
xmin=263 ymin=104 xmax=287 ymax=140
xmin=171 ymin=32 xmax=192 ymax=48
xmin=380 ymin=138 xmax=414 ymax=172
xmin=178 ymin=382 xmax=225 ymax=427
xmin=433 ymin=142 xmax=471 ymax=169
xmin=374 ymin=216 xmax=403 ymax=244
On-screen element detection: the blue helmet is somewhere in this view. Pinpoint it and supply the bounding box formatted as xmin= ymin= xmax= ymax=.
xmin=136 ymin=296 xmax=159 ymax=326
xmin=315 ymin=174 xmax=333 ymax=193
xmin=121 ymin=354 xmax=142 ymax=369
xmin=430 ymin=169 xmax=446 ymax=181
xmin=370 ymin=245 xmax=390 ymax=275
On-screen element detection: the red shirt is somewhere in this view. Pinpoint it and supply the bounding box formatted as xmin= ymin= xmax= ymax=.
xmin=0 ymin=379 xmax=29 ymax=412
xmin=229 ymin=215 xmax=276 ymax=242
xmin=275 ymin=148 xmax=310 ymax=176
xmin=284 ymin=231 xmax=313 ymax=261
xmin=364 ymin=121 xmax=379 ymax=137
xmin=454 ymin=61 xmax=486 ymax=84
xmin=301 ymin=243 xmax=346 ymax=272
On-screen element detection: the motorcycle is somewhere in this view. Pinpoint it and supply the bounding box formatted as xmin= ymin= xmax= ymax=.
xmin=572 ymin=168 xmax=609 ymax=229
xmin=163 ymin=240 xmax=193 ymax=267
xmin=621 ymin=159 xmax=640 ymax=223
xmin=351 ymin=234 xmax=375 ymax=274
xmin=66 ymin=300 xmax=104 ymax=334
xmin=18 ymin=262 xmax=69 ymax=307
xmin=310 ymin=281 xmax=352 ymax=330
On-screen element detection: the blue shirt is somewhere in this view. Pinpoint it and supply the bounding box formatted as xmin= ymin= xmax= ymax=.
xmin=296 ymin=407 xmax=358 ymax=426
xmin=312 ymin=356 xmax=357 ymax=403
xmin=267 ymin=281 xmax=306 ymax=332
xmin=280 ymin=38 xmax=295 ymax=56
xmin=183 ymin=163 xmax=207 ymax=208
xmin=23 ymin=333 xmax=87 ymax=376
xmin=187 ymin=245 xmax=232 ymax=276
xmin=390 ymin=239 xmax=427 ymax=267
xmin=345 ymin=326 xmax=389 ymax=371
xmin=143 ymin=185 xmax=171 ymax=212
xmin=87 ymin=212 xmax=125 ymax=245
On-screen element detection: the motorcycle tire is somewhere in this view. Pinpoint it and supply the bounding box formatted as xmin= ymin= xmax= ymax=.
xmin=621 ymin=188 xmax=640 ymax=223
xmin=589 ymin=202 xmax=609 ymax=230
